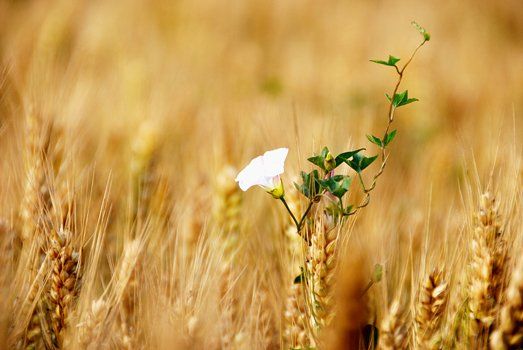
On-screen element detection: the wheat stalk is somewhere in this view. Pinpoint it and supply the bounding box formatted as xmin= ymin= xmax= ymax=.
xmin=490 ymin=257 xmax=523 ymax=350
xmin=47 ymin=228 xmax=80 ymax=347
xmin=18 ymin=114 xmax=49 ymax=243
xmin=468 ymin=192 xmax=507 ymax=343
xmin=9 ymin=248 xmax=50 ymax=350
xmin=380 ymin=300 xmax=408 ymax=350
xmin=212 ymin=165 xmax=242 ymax=237
xmin=0 ymin=219 xmax=15 ymax=291
xmin=282 ymin=189 xmax=311 ymax=349
xmin=283 ymin=283 xmax=312 ymax=349
xmin=113 ymin=239 xmax=142 ymax=349
xmin=24 ymin=283 xmax=45 ymax=350
xmin=309 ymin=212 xmax=338 ymax=328
xmin=130 ymin=120 xmax=160 ymax=226
xmin=76 ymin=298 xmax=109 ymax=350
xmin=415 ymin=269 xmax=448 ymax=349
xmin=209 ymin=165 xmax=245 ymax=348
xmin=256 ymin=287 xmax=277 ymax=349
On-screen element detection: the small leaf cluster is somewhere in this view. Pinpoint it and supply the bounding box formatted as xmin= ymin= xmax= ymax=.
xmin=386 ymin=90 xmax=418 ymax=108
xmin=366 ymin=130 xmax=397 ymax=148
xmin=294 ymin=146 xmax=379 ymax=217
xmin=370 ymin=55 xmax=400 ymax=67
xmin=412 ymin=21 xmax=431 ymax=41
xmin=370 ymin=52 xmax=420 ymax=106
xmin=295 ymin=170 xmax=321 ymax=200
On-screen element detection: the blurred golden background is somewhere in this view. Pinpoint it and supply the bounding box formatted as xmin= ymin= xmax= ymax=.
xmin=0 ymin=0 xmax=522 ymax=349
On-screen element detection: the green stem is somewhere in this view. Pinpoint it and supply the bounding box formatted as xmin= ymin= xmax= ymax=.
xmin=350 ymin=38 xmax=427 ymax=216
xmin=297 ymin=200 xmax=314 ymax=231
xmin=357 ymin=171 xmax=368 ymax=193
xmin=280 ymin=197 xmax=299 ymax=230
xmin=280 ymin=197 xmax=315 ymax=244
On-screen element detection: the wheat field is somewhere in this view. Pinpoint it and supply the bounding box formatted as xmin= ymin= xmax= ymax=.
xmin=0 ymin=0 xmax=522 ymax=349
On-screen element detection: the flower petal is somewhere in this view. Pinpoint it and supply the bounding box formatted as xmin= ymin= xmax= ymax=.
xmin=257 ymin=175 xmax=279 ymax=190
xmin=261 ymin=148 xmax=288 ymax=177
xmin=235 ymin=147 xmax=288 ymax=192
xmin=235 ymin=155 xmax=264 ymax=191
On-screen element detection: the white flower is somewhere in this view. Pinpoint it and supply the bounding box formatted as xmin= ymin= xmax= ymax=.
xmin=235 ymin=147 xmax=288 ymax=198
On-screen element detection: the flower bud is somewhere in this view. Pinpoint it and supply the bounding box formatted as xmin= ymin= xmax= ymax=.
xmin=324 ymin=152 xmax=336 ymax=172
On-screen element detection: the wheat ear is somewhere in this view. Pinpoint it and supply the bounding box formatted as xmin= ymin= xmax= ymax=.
xmin=212 ymin=165 xmax=242 ymax=237
xmin=310 ymin=213 xmax=338 ymax=327
xmin=283 ymin=283 xmax=312 ymax=349
xmin=415 ymin=269 xmax=448 ymax=349
xmin=130 ymin=120 xmax=159 ymax=226
xmin=77 ymin=298 xmax=109 ymax=350
xmin=113 ymin=239 xmax=142 ymax=349
xmin=490 ymin=257 xmax=523 ymax=350
xmin=19 ymin=114 xmax=48 ymax=243
xmin=282 ymin=190 xmax=311 ymax=349
xmin=47 ymin=228 xmax=80 ymax=347
xmin=380 ymin=300 xmax=408 ymax=350
xmin=468 ymin=193 xmax=507 ymax=341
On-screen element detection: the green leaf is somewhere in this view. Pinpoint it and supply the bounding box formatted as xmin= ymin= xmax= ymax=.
xmin=307 ymin=147 xmax=333 ymax=171
xmin=389 ymin=90 xmax=418 ymax=108
xmin=370 ymin=59 xmax=388 ymax=66
xmin=393 ymin=90 xmax=408 ymax=107
xmin=367 ymin=134 xmax=383 ymax=147
xmin=411 ymin=21 xmax=430 ymax=41
xmin=307 ymin=155 xmax=325 ymax=170
xmin=404 ymin=97 xmax=419 ymax=105
xmin=335 ymin=148 xmax=365 ymax=167
xmin=370 ymin=55 xmax=400 ymax=67
xmin=388 ymin=55 xmax=400 ymax=65
xmin=384 ymin=130 xmax=397 ymax=146
xmin=360 ymin=155 xmax=378 ymax=170
xmin=346 ymin=153 xmax=378 ymax=172
xmin=295 ymin=170 xmax=321 ymax=199
xmin=318 ymin=175 xmax=352 ymax=198
xmin=337 ymin=176 xmax=352 ymax=197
